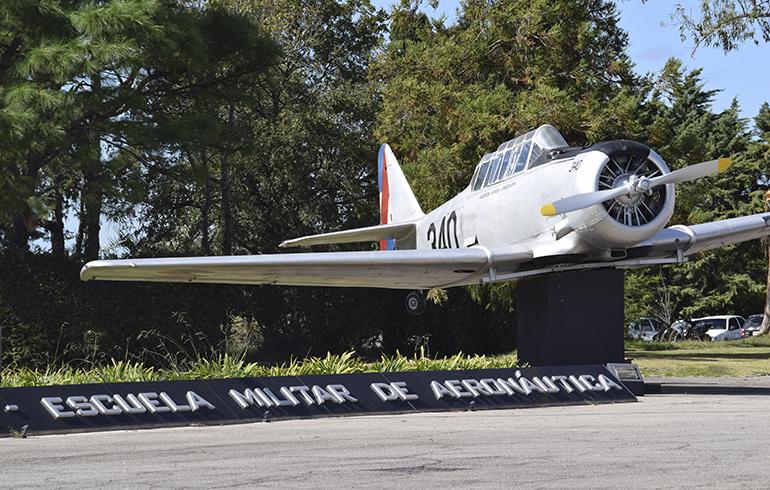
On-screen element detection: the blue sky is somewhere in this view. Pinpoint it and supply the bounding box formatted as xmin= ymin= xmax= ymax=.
xmin=372 ymin=0 xmax=769 ymax=120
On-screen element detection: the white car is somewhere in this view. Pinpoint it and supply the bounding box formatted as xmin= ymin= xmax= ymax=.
xmin=691 ymin=315 xmax=745 ymax=341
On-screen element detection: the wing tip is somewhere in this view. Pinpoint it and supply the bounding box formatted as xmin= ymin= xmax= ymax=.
xmin=80 ymin=262 xmax=98 ymax=281
xmin=540 ymin=203 xmax=558 ymax=217
xmin=717 ymin=157 xmax=732 ymax=172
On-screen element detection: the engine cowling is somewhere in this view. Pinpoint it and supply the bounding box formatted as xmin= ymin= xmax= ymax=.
xmin=564 ymin=141 xmax=675 ymax=249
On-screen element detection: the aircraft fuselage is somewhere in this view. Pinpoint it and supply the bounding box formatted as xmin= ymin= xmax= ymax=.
xmin=413 ymin=141 xmax=675 ymax=262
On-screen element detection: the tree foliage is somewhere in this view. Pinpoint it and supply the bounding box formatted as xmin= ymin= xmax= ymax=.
xmin=670 ymin=0 xmax=770 ymax=53
xmin=374 ymin=0 xmax=640 ymax=209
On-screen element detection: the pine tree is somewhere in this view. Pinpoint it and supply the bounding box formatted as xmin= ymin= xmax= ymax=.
xmin=0 ymin=0 xmax=278 ymax=259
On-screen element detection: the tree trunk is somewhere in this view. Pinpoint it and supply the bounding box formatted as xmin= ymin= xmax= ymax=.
xmin=201 ymin=150 xmax=212 ymax=255
xmin=220 ymin=151 xmax=233 ymax=255
xmin=9 ymin=215 xmax=30 ymax=250
xmin=82 ymin=169 xmax=102 ymax=262
xmin=220 ymin=104 xmax=235 ymax=255
xmin=81 ymin=72 xmax=103 ymax=262
xmin=8 ymin=154 xmax=45 ymax=250
xmin=48 ymin=184 xmax=66 ymax=258
xmin=74 ymin=196 xmax=85 ymax=260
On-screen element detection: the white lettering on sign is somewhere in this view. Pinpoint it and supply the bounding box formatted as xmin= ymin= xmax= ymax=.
xmin=40 ymin=397 xmax=74 ymax=419
xmin=113 ymin=394 xmax=147 ymax=414
xmin=39 ymin=391 xmax=215 ymax=419
xmin=326 ymin=384 xmax=358 ymax=403
xmin=90 ymin=394 xmax=122 ymax=415
xmin=427 ymin=372 xmax=625 ymax=400
xmin=430 ymin=380 xmax=455 ymax=399
xmin=263 ymin=387 xmax=297 ymax=407
xmin=370 ymin=382 xmax=398 ymax=401
xmin=229 ymin=384 xmax=358 ymax=410
xmin=139 ymin=392 xmax=170 ymax=413
xmin=159 ymin=392 xmax=192 ymax=412
xmin=289 ymin=386 xmax=315 ymax=405
xmin=370 ymin=382 xmax=418 ymax=402
xmin=597 ymin=374 xmax=624 ymax=392
xmin=311 ymin=386 xmax=336 ymax=405
xmin=66 ymin=396 xmax=99 ymax=417
xmin=186 ymin=391 xmax=216 ymax=411
xmin=479 ymin=379 xmax=507 ymax=396
xmin=31 ymin=372 xmax=626 ymax=422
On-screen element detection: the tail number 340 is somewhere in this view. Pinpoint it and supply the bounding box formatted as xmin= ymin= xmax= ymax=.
xmin=427 ymin=211 xmax=459 ymax=249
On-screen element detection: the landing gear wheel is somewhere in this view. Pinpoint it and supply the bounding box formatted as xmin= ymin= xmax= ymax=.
xmin=405 ymin=291 xmax=426 ymax=316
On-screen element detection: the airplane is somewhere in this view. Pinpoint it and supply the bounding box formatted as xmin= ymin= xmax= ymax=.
xmin=81 ymin=124 xmax=770 ymax=314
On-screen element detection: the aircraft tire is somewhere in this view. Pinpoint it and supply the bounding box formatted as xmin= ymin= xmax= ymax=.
xmin=405 ymin=291 xmax=426 ymax=316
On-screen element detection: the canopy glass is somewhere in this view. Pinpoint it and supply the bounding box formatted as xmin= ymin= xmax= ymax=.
xmin=471 ymin=125 xmax=569 ymax=191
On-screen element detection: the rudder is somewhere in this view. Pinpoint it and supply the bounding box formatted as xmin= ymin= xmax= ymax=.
xmin=378 ymin=144 xmax=423 ymax=250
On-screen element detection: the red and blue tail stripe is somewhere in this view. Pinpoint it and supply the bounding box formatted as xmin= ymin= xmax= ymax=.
xmin=378 ymin=144 xmax=395 ymax=251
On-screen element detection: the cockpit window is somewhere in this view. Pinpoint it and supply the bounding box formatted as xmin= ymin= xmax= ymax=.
xmin=470 ymin=125 xmax=568 ymax=191
xmin=484 ymin=154 xmax=502 ymax=187
xmin=504 ymin=145 xmax=522 ymax=178
xmin=473 ymin=160 xmax=489 ymax=191
xmin=514 ymin=141 xmax=531 ymax=174
xmin=495 ymin=149 xmax=512 ymax=181
xmin=526 ymin=143 xmax=548 ymax=169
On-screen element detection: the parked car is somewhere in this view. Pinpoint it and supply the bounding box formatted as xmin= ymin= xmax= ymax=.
xmin=690 ymin=315 xmax=745 ymax=341
xmin=627 ymin=317 xmax=663 ymax=341
xmin=659 ymin=319 xmax=691 ymax=341
xmin=741 ymin=314 xmax=764 ymax=337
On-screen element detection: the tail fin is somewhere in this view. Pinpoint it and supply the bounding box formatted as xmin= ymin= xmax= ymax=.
xmin=378 ymin=144 xmax=423 ymax=250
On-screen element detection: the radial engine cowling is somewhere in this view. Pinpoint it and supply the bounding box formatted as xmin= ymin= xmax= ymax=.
xmin=564 ymin=141 xmax=675 ymax=249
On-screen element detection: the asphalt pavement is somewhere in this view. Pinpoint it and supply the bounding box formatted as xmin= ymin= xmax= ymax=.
xmin=2 ymin=377 xmax=769 ymax=489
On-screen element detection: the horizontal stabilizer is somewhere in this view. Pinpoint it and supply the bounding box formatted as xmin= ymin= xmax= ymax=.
xmin=279 ymin=222 xmax=417 ymax=248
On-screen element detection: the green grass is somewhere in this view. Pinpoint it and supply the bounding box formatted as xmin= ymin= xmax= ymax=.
xmin=626 ymin=334 xmax=770 ymax=377
xmin=0 ymin=350 xmax=520 ymax=388
xmin=4 ymin=335 xmax=768 ymax=387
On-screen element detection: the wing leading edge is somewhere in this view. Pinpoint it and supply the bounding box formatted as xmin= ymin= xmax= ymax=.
xmin=80 ymin=246 xmax=533 ymax=289
xmin=639 ymin=212 xmax=770 ymax=258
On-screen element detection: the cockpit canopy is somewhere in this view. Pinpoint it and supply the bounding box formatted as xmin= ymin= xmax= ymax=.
xmin=471 ymin=125 xmax=569 ymax=191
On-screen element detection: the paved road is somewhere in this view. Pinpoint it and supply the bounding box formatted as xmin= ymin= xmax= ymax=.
xmin=2 ymin=378 xmax=770 ymax=489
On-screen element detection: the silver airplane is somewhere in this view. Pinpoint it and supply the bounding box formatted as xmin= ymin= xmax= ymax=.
xmin=81 ymin=125 xmax=770 ymax=313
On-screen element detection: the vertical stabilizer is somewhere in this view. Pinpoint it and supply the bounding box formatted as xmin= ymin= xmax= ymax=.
xmin=378 ymin=144 xmax=424 ymax=250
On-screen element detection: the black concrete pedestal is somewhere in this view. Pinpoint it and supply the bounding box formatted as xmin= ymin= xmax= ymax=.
xmin=516 ymin=268 xmax=625 ymax=366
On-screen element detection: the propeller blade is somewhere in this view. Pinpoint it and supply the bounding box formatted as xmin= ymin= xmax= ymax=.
xmin=648 ymin=157 xmax=732 ymax=187
xmin=539 ymin=157 xmax=732 ymax=217
xmin=540 ymin=185 xmax=631 ymax=217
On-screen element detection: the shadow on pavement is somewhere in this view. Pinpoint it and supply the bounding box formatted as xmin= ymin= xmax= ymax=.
xmin=645 ymin=383 xmax=770 ymax=396
xmin=631 ymin=352 xmax=770 ymax=361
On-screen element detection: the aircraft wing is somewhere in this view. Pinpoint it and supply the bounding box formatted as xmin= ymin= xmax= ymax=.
xmin=638 ymin=212 xmax=770 ymax=257
xmin=80 ymin=246 xmax=533 ymax=289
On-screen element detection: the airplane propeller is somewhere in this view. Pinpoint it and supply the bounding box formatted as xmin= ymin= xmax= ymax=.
xmin=540 ymin=157 xmax=732 ymax=217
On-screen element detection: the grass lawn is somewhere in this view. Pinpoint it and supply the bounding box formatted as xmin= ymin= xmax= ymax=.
xmin=0 ymin=351 xmax=520 ymax=388
xmin=3 ymin=337 xmax=770 ymax=387
xmin=626 ymin=334 xmax=770 ymax=377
